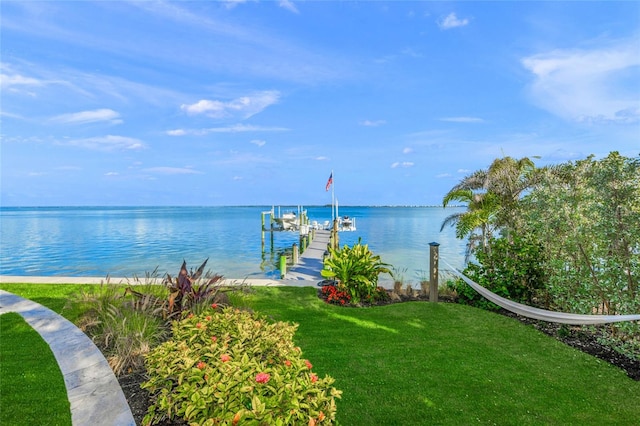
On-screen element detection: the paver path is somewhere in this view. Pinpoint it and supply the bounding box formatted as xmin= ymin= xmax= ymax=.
xmin=0 ymin=290 xmax=135 ymax=426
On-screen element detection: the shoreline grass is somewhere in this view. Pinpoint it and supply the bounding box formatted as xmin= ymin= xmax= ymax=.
xmin=2 ymin=283 xmax=639 ymax=425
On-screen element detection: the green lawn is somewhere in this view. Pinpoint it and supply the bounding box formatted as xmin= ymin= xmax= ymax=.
xmin=0 ymin=312 xmax=71 ymax=426
xmin=0 ymin=283 xmax=94 ymax=323
xmin=232 ymin=287 xmax=640 ymax=425
xmin=2 ymin=283 xmax=639 ymax=425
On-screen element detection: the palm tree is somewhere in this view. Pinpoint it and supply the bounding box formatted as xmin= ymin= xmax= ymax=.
xmin=485 ymin=156 xmax=537 ymax=230
xmin=441 ymin=188 xmax=499 ymax=259
xmin=440 ymin=156 xmax=538 ymax=257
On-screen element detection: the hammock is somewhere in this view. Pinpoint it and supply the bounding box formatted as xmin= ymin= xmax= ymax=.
xmin=442 ymin=260 xmax=640 ymax=325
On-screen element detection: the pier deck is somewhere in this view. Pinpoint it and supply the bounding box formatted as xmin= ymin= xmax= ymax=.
xmin=285 ymin=229 xmax=330 ymax=281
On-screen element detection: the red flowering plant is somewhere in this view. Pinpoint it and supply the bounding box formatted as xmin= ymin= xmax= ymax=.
xmin=142 ymin=307 xmax=341 ymax=425
xmin=320 ymin=285 xmax=352 ymax=305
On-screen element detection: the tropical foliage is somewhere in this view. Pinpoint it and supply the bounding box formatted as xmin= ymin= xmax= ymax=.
xmin=163 ymin=259 xmax=226 ymax=316
xmin=72 ymin=260 xmax=230 ymax=375
xmin=517 ymin=153 xmax=640 ymax=319
xmin=452 ymin=233 xmax=547 ymax=311
xmin=444 ymin=152 xmax=640 ymax=358
xmin=441 ymin=156 xmax=537 ymax=256
xmin=321 ymin=239 xmax=392 ymax=304
xmin=142 ymin=307 xmax=341 ymax=425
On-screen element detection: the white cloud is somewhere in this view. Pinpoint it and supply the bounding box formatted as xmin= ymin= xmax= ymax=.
xmin=315 ymin=156 xmax=329 ymax=161
xmin=166 ymin=129 xmax=187 ymax=136
xmin=181 ymin=91 xmax=280 ymax=119
xmin=457 ymin=169 xmax=470 ymax=173
xmin=250 ymin=139 xmax=266 ymax=147
xmin=0 ymin=111 xmax=25 ymax=119
xmin=391 ymin=161 xmax=414 ymax=169
xmin=105 ymin=172 xmax=119 ymax=176
xmin=143 ymin=167 xmax=203 ymax=175
xmin=67 ymin=135 xmax=146 ymax=151
xmin=439 ymin=117 xmax=485 ymax=123
xmin=438 ymin=13 xmax=469 ymax=30
xmin=3 ymin=61 xmax=187 ymax=106
xmin=522 ymin=39 xmax=640 ymax=124
xmin=402 ymin=147 xmax=413 ymax=154
xmin=232 ymin=176 xmax=243 ymax=181
xmin=359 ymin=119 xmax=386 ymax=127
xmin=50 ymin=108 xmax=122 ymax=125
xmin=436 ymin=173 xmax=452 ymax=178
xmin=166 ymin=124 xmax=290 ymax=135
xmin=222 ymin=0 xmax=249 ymax=9
xmin=279 ymin=0 xmax=299 ymax=14
xmin=0 ymin=72 xmax=43 ymax=88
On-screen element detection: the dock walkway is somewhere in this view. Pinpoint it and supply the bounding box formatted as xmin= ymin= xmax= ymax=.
xmin=285 ymin=229 xmax=330 ymax=281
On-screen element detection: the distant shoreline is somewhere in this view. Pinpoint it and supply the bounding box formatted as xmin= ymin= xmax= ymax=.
xmin=1 ymin=205 xmax=463 ymax=209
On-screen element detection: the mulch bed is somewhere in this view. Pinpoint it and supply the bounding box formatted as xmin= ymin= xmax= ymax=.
xmin=117 ymin=291 xmax=639 ymax=425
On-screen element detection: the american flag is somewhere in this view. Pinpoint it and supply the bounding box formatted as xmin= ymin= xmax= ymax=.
xmin=325 ymin=172 xmax=333 ymax=191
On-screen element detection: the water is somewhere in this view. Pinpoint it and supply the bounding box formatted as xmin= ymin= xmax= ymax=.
xmin=0 ymin=206 xmax=467 ymax=283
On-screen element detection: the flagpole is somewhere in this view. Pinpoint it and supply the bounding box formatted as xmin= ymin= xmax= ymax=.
xmin=331 ymin=169 xmax=335 ymax=223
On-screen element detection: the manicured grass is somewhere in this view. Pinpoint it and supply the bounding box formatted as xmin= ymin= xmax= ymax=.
xmin=0 ymin=283 xmax=99 ymax=323
xmin=2 ymin=284 xmax=639 ymax=425
xmin=232 ymin=287 xmax=640 ymax=425
xmin=0 ymin=313 xmax=71 ymax=426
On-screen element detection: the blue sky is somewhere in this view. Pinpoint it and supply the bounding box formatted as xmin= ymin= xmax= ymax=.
xmin=1 ymin=1 xmax=639 ymax=206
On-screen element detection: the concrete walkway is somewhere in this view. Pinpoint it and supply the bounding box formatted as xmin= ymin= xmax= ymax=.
xmin=0 ymin=290 xmax=135 ymax=426
xmin=285 ymin=229 xmax=330 ymax=281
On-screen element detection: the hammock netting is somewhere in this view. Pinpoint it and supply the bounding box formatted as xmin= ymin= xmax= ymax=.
xmin=443 ymin=260 xmax=640 ymax=325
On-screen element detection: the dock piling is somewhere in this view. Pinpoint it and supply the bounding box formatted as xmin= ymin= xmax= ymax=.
xmin=429 ymin=242 xmax=440 ymax=303
xmin=279 ymin=255 xmax=287 ymax=279
xmin=292 ymin=243 xmax=299 ymax=264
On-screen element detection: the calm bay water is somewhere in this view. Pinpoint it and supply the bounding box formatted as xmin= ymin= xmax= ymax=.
xmin=0 ymin=206 xmax=467 ymax=282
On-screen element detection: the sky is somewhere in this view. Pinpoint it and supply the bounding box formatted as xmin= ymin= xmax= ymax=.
xmin=1 ymin=1 xmax=639 ymax=206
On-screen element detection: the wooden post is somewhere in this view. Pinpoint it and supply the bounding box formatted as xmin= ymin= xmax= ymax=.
xmin=261 ymin=212 xmax=265 ymax=231
xmin=332 ymin=219 xmax=339 ymax=250
xmin=429 ymin=242 xmax=440 ymax=303
xmin=279 ymin=255 xmax=287 ymax=279
xmin=292 ymin=243 xmax=299 ymax=264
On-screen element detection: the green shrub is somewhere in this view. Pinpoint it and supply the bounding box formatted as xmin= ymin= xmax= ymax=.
xmin=321 ymin=239 xmax=392 ymax=305
xmin=453 ymin=234 xmax=547 ymax=311
xmin=142 ymin=307 xmax=342 ymax=425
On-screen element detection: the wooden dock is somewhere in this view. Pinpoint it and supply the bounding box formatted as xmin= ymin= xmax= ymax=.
xmin=284 ymin=229 xmax=331 ymax=281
